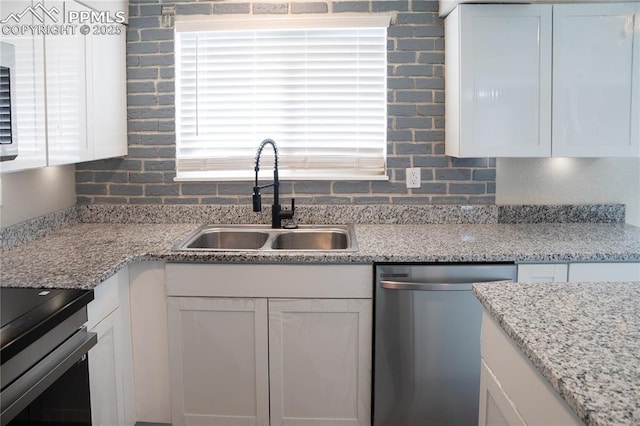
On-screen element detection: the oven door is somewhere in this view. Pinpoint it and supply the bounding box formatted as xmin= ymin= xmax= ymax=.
xmin=1 ymin=328 xmax=97 ymax=426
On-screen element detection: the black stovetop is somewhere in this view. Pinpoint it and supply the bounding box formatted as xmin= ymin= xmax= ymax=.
xmin=0 ymin=287 xmax=94 ymax=363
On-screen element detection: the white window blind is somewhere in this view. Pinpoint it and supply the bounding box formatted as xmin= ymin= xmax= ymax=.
xmin=174 ymin=16 xmax=389 ymax=181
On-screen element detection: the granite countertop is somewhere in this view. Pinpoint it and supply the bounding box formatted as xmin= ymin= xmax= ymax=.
xmin=1 ymin=221 xmax=639 ymax=289
xmin=473 ymin=281 xmax=640 ymax=426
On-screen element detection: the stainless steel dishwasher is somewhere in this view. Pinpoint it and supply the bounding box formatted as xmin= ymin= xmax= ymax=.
xmin=373 ymin=263 xmax=517 ymax=426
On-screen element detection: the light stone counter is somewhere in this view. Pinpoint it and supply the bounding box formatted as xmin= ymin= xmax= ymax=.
xmin=474 ymin=281 xmax=640 ymax=425
xmin=1 ymin=222 xmax=639 ymax=289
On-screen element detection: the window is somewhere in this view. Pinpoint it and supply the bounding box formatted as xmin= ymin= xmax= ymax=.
xmin=174 ymin=15 xmax=389 ymax=181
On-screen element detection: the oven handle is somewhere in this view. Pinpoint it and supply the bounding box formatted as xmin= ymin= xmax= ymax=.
xmin=0 ymin=327 xmax=97 ymax=426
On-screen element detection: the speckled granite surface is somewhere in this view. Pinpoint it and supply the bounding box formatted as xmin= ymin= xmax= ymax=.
xmin=497 ymin=204 xmax=625 ymax=224
xmin=76 ymin=203 xmax=625 ymax=225
xmin=76 ymin=204 xmax=500 ymax=225
xmin=473 ymin=281 xmax=640 ymax=426
xmin=2 ymin=203 xmax=625 ymax=252
xmin=0 ymin=206 xmax=78 ymax=251
xmin=1 ymin=222 xmax=639 ymax=289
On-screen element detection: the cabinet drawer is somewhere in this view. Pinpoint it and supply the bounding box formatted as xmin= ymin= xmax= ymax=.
xmin=166 ymin=264 xmax=373 ymax=298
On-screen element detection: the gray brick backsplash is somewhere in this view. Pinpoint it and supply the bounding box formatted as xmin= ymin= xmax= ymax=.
xmin=213 ymin=3 xmax=250 ymax=13
xmin=75 ymin=0 xmax=495 ymax=206
xmin=473 ymin=169 xmax=497 ymax=181
xmin=110 ymin=184 xmax=144 ymax=196
xmin=128 ymin=16 xmax=161 ymax=28
xmin=415 ymin=25 xmax=444 ymax=37
xmin=387 ymin=26 xmax=414 ymax=38
xmin=95 ymin=172 xmax=129 ymax=183
xmin=451 ymin=158 xmax=488 ymax=167
xmin=372 ymin=1 xmax=408 ymax=12
xmin=436 ymin=169 xmax=471 ymax=181
xmin=396 ymin=90 xmax=431 ymax=102
xmin=396 ymin=143 xmax=431 ymax=155
xmin=253 ymin=3 xmax=288 ymax=13
xmin=396 ymin=12 xmax=432 ymax=25
xmin=291 ymin=2 xmax=328 ymax=13
xmin=76 ymin=184 xmax=107 ymax=195
xmin=146 ymin=184 xmax=180 ymax=196
xmin=449 ymin=183 xmax=487 ymax=194
xmin=128 ymin=68 xmax=159 ymax=80
xmin=411 ymin=183 xmax=447 ymax=194
xmin=128 ymin=42 xmax=159 ymax=54
xmin=387 ymin=77 xmax=414 ymax=89
xmin=130 ymin=172 xmax=164 ymax=183
xmin=140 ymin=28 xmax=173 ymax=41
xmin=294 ymin=182 xmax=331 ymax=194
xmin=333 ymin=181 xmax=371 ymax=194
xmin=413 ymin=156 xmax=449 ymax=168
xmin=128 ymin=95 xmax=158 ymax=106
xmin=396 ymin=64 xmax=433 ymax=77
xmin=418 ymin=104 xmax=445 ymax=116
xmin=388 ymin=52 xmax=417 ymax=64
xmin=333 ymin=2 xmax=370 ymax=13
xmin=176 ymin=3 xmax=212 ymax=14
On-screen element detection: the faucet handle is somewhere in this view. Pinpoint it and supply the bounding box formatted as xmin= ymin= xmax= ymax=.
xmin=252 ymin=187 xmax=262 ymax=212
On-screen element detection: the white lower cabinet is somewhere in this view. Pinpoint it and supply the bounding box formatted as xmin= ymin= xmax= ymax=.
xmin=518 ymin=262 xmax=640 ymax=283
xmin=89 ymin=310 xmax=125 ymax=426
xmin=479 ymin=312 xmax=581 ymax=426
xmin=168 ymin=297 xmax=270 ymax=425
xmin=517 ymin=263 xmax=568 ymax=282
xmin=568 ymin=262 xmax=640 ymax=282
xmin=87 ymin=266 xmax=135 ymax=426
xmin=166 ymin=264 xmax=373 ymax=426
xmin=268 ymin=299 xmax=371 ymax=425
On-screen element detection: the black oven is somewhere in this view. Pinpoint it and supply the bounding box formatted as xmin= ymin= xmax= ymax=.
xmin=0 ymin=288 xmax=95 ymax=426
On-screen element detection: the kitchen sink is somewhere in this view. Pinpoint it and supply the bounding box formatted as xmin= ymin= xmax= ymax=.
xmin=185 ymin=229 xmax=270 ymax=250
xmin=271 ymin=230 xmax=349 ymax=250
xmin=173 ymin=224 xmax=357 ymax=252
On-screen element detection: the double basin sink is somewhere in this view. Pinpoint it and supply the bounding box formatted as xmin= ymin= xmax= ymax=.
xmin=173 ymin=224 xmax=357 ymax=252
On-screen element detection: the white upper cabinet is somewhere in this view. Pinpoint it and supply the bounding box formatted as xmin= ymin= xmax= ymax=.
xmin=0 ymin=0 xmax=47 ymax=173
xmin=86 ymin=19 xmax=127 ymax=160
xmin=553 ymin=3 xmax=640 ymax=157
xmin=445 ymin=3 xmax=640 ymax=158
xmin=45 ymin=0 xmax=91 ymax=166
xmin=1 ymin=0 xmax=127 ymax=173
xmin=446 ymin=5 xmax=552 ymax=157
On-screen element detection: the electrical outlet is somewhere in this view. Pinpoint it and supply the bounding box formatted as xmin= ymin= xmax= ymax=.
xmin=406 ymin=167 xmax=421 ymax=189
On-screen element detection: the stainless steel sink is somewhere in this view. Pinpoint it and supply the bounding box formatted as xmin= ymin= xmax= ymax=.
xmin=186 ymin=229 xmax=269 ymax=250
xmin=271 ymin=230 xmax=349 ymax=250
xmin=173 ymin=224 xmax=357 ymax=252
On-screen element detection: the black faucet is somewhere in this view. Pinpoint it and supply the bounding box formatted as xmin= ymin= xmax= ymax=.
xmin=252 ymin=139 xmax=295 ymax=228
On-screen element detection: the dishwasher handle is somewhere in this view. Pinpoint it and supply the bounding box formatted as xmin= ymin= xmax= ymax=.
xmin=380 ymin=279 xmax=512 ymax=291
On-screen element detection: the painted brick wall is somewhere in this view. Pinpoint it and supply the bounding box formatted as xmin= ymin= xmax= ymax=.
xmin=75 ymin=0 xmax=496 ymax=205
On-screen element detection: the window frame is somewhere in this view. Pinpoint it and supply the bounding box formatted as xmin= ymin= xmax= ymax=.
xmin=173 ymin=14 xmax=391 ymax=182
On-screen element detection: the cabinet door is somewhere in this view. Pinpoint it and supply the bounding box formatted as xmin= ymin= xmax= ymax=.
xmin=268 ymin=299 xmax=372 ymax=425
xmin=86 ymin=23 xmax=127 ymax=160
xmin=453 ymin=5 xmax=552 ymax=157
xmin=478 ymin=360 xmax=526 ymax=426
xmin=553 ymin=4 xmax=640 ymax=157
xmin=517 ymin=263 xmax=568 ymax=282
xmin=167 ymin=297 xmax=270 ymax=426
xmin=45 ymin=0 xmax=90 ymax=165
xmin=568 ymin=262 xmax=640 ymax=282
xmin=0 ymin=0 xmax=47 ymax=173
xmin=89 ymin=310 xmax=126 ymax=426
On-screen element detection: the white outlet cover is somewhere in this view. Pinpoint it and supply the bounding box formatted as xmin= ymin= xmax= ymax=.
xmin=406 ymin=167 xmax=421 ymax=189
